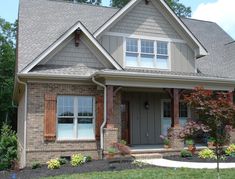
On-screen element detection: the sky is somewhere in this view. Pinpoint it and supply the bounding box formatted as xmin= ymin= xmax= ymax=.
xmin=0 ymin=0 xmax=234 ymax=39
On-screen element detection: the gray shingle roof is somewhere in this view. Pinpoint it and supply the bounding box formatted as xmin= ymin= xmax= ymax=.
xmin=18 ymin=0 xmax=235 ymax=80
xmin=181 ymin=18 xmax=235 ymax=78
xmin=17 ymin=0 xmax=118 ymax=72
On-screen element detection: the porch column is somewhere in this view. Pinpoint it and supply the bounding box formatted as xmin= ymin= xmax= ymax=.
xmin=171 ymin=88 xmax=180 ymax=127
xmin=104 ymin=85 xmax=118 ymax=152
xmin=168 ymin=88 xmax=184 ymax=149
xmin=106 ymin=85 xmax=114 ymax=128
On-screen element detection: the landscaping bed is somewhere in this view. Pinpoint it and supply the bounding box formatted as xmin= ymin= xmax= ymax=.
xmin=164 ymin=155 xmax=235 ymax=163
xmin=0 ymin=159 xmax=154 ymax=179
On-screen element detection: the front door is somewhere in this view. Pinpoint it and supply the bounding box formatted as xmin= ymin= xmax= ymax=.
xmin=126 ymin=92 xmax=161 ymax=145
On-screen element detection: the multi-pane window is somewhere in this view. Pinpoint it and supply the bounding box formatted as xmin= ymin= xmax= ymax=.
xmin=125 ymin=38 xmax=169 ymax=69
xmin=162 ymin=101 xmax=189 ymax=118
xmin=57 ymin=96 xmax=95 ymax=140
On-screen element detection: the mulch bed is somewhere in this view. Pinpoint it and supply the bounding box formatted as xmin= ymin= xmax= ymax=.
xmin=164 ymin=155 xmax=235 ymax=163
xmin=0 ymin=159 xmax=155 ymax=179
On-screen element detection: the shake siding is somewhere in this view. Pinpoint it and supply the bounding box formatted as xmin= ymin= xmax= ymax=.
xmin=110 ymin=0 xmax=180 ymax=39
xmin=46 ymin=38 xmax=104 ymax=69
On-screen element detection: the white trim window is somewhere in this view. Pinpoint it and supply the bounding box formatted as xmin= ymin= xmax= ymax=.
xmin=57 ymin=96 xmax=95 ymax=140
xmin=125 ymin=38 xmax=170 ymax=69
xmin=161 ymin=100 xmax=190 ymax=136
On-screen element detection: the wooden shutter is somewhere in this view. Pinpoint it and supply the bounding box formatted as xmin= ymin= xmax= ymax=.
xmin=44 ymin=94 xmax=57 ymax=141
xmin=96 ymin=95 xmax=104 ymax=139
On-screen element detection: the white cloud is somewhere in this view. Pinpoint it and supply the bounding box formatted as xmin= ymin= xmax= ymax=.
xmin=192 ymin=0 xmax=235 ymax=39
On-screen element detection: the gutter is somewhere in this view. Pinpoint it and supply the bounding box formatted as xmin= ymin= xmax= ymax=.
xmin=16 ymin=76 xmax=27 ymax=168
xmin=95 ymin=70 xmax=235 ymax=85
xmin=91 ymin=76 xmax=106 ymax=157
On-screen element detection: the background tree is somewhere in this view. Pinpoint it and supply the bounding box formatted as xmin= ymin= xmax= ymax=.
xmin=0 ymin=18 xmax=17 ymax=128
xmin=65 ymin=0 xmax=101 ymax=5
xmin=111 ymin=0 xmax=191 ymax=17
xmin=184 ymin=87 xmax=235 ymax=178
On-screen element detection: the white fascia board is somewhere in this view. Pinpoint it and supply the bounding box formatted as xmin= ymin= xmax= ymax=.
xmin=158 ymin=0 xmax=208 ymax=56
xmin=21 ymin=22 xmax=122 ymax=74
xmin=95 ymin=70 xmax=235 ymax=86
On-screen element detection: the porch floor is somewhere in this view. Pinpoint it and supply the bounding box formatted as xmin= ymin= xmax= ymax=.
xmin=130 ymin=144 xmax=207 ymax=153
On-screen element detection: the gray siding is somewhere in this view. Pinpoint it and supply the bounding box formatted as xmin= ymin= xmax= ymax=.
xmin=171 ymin=42 xmax=195 ymax=72
xmin=45 ymin=37 xmax=105 ymax=69
xmin=100 ymin=35 xmax=123 ymax=66
xmin=109 ymin=0 xmax=181 ymax=39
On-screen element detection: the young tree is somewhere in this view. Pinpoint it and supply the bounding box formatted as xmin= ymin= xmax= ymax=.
xmin=0 ymin=18 xmax=17 ymax=127
xmin=111 ymin=0 xmax=191 ymax=17
xmin=184 ymin=87 xmax=235 ymax=178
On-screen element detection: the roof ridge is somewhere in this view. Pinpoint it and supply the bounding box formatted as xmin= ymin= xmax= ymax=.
xmin=48 ymin=0 xmax=120 ymax=10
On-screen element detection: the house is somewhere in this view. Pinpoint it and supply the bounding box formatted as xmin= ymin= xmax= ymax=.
xmin=14 ymin=0 xmax=235 ymax=168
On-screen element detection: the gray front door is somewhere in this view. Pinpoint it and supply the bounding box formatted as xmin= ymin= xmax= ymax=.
xmin=128 ymin=92 xmax=161 ymax=145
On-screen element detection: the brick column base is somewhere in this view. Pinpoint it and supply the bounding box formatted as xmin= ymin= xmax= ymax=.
xmin=168 ymin=127 xmax=184 ymax=149
xmin=103 ymin=128 xmax=118 ymax=151
xmin=230 ymin=129 xmax=235 ymax=144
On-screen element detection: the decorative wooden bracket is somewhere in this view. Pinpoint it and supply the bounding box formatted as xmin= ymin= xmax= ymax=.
xmin=145 ymin=0 xmax=150 ymax=5
xmin=75 ymin=29 xmax=81 ymax=47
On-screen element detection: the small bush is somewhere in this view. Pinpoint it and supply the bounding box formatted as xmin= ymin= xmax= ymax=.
xmin=198 ymin=148 xmax=216 ymax=159
xmin=58 ymin=158 xmax=67 ymax=165
xmin=107 ymin=147 xmax=117 ymax=154
xmin=71 ymin=154 xmax=84 ymax=167
xmin=84 ymin=156 xmax=92 ymax=163
xmin=225 ymin=144 xmax=235 ymax=156
xmin=185 ymin=139 xmax=194 ymax=145
xmin=32 ymin=162 xmax=41 ymax=169
xmin=120 ymin=140 xmax=127 ymax=145
xmin=0 ymin=123 xmax=18 ymax=170
xmin=47 ymin=159 xmax=60 ymax=170
xmin=180 ymin=149 xmax=192 ymax=158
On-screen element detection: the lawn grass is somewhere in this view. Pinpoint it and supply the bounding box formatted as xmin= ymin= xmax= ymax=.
xmin=41 ymin=168 xmax=235 ymax=179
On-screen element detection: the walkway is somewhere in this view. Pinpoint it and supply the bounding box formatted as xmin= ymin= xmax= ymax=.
xmin=138 ymin=158 xmax=235 ymax=169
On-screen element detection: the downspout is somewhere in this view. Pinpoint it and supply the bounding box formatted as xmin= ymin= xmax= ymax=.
xmin=91 ymin=76 xmax=106 ymax=154
xmin=16 ymin=76 xmax=27 ymax=168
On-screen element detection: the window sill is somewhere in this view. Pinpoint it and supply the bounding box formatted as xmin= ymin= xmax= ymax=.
xmin=125 ymin=66 xmax=170 ymax=71
xmin=56 ymin=139 xmax=96 ymax=143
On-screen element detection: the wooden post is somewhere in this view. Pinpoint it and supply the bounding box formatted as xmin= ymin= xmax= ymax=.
xmin=171 ymin=88 xmax=180 ymax=127
xmin=106 ymin=85 xmax=114 ymax=128
xmin=228 ymin=91 xmax=234 ymax=104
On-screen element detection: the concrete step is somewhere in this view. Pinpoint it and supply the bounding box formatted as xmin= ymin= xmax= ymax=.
xmin=131 ymin=153 xmax=162 ymax=159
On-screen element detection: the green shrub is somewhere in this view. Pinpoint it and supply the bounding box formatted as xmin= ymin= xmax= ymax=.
xmin=207 ymin=137 xmax=215 ymax=143
xmin=107 ymin=147 xmax=117 ymax=154
xmin=198 ymin=148 xmax=216 ymax=159
xmin=58 ymin=158 xmax=67 ymax=165
xmin=185 ymin=139 xmax=194 ymax=145
xmin=225 ymin=144 xmax=235 ymax=156
xmin=84 ymin=156 xmax=92 ymax=163
xmin=0 ymin=123 xmax=18 ymax=170
xmin=32 ymin=162 xmax=41 ymax=169
xmin=71 ymin=154 xmax=84 ymax=167
xmin=120 ymin=140 xmax=127 ymax=145
xmin=47 ymin=158 xmax=60 ymax=170
xmin=180 ymin=149 xmax=192 ymax=158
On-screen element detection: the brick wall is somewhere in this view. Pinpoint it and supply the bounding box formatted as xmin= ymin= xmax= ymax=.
xmin=25 ymin=83 xmax=103 ymax=166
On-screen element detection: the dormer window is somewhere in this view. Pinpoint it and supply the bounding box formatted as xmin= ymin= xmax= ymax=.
xmin=125 ymin=38 xmax=170 ymax=69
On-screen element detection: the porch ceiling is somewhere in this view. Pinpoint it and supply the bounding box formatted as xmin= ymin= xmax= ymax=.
xmin=95 ymin=70 xmax=235 ymax=91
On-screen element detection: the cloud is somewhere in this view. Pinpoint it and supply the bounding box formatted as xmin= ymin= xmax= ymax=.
xmin=192 ymin=0 xmax=235 ymax=39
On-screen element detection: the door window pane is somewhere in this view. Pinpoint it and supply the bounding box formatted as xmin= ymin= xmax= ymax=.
xmin=163 ymin=101 xmax=171 ymax=118
xmin=57 ymin=118 xmax=74 ymax=139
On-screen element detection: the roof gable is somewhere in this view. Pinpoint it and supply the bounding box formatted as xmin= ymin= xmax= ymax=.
xmin=94 ymin=0 xmax=207 ymax=57
xmin=21 ymin=21 xmax=122 ymax=73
